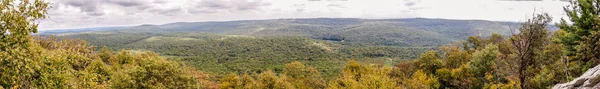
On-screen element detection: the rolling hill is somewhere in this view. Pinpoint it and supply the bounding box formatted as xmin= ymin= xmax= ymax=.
xmin=46 ymin=18 xmax=527 ymax=78
xmin=51 ymin=18 xmax=522 ymax=47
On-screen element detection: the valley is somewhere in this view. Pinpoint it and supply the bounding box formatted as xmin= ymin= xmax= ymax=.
xmin=47 ymin=18 xmax=522 ymax=79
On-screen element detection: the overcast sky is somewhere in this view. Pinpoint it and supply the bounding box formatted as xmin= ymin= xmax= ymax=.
xmin=38 ymin=0 xmax=570 ymax=30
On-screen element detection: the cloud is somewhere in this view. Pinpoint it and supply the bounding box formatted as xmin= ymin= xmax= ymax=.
xmin=500 ymin=0 xmax=544 ymax=1
xmin=55 ymin=0 xmax=182 ymax=16
xmin=405 ymin=2 xmax=415 ymax=6
xmin=404 ymin=0 xmax=420 ymax=7
xmin=189 ymin=0 xmax=271 ymax=14
xmin=328 ymin=0 xmax=349 ymax=1
xmin=559 ymin=0 xmax=571 ymax=2
xmin=61 ymin=0 xmax=105 ymax=16
xmin=327 ymin=4 xmax=343 ymax=7
xmin=39 ymin=0 xmax=571 ymax=30
xmin=149 ymin=7 xmax=184 ymax=16
xmin=105 ymin=0 xmax=149 ymax=7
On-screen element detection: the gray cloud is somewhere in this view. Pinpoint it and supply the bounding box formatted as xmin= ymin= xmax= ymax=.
xmin=292 ymin=4 xmax=306 ymax=12
xmin=189 ymin=0 xmax=271 ymax=14
xmin=106 ymin=0 xmax=147 ymax=7
xmin=404 ymin=0 xmax=419 ymax=6
xmin=56 ymin=0 xmax=184 ymax=16
xmin=405 ymin=2 xmax=415 ymax=6
xmin=327 ymin=4 xmax=346 ymax=8
xmin=327 ymin=4 xmax=341 ymax=7
xmin=500 ymin=0 xmax=544 ymax=1
xmin=308 ymin=0 xmax=348 ymax=1
xmin=61 ymin=0 xmax=105 ymax=16
xmin=150 ymin=7 xmax=184 ymax=16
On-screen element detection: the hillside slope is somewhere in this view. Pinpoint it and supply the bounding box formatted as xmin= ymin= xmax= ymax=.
xmin=50 ymin=18 xmax=523 ymax=78
xmin=55 ymin=18 xmax=520 ymax=47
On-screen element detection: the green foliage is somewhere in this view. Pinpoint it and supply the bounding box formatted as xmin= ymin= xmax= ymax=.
xmin=0 ymin=0 xmax=49 ymax=50
xmin=110 ymin=52 xmax=201 ymax=89
xmin=218 ymin=73 xmax=257 ymax=89
xmin=52 ymin=18 xmax=517 ymax=47
xmin=99 ymin=46 xmax=117 ymax=65
xmin=283 ymin=61 xmax=326 ymax=89
xmin=0 ymin=2 xmax=212 ymax=87
xmin=558 ymin=0 xmax=600 ymax=56
xmin=557 ymin=0 xmax=600 ymax=78
xmin=14 ymin=1 xmax=595 ymax=88
xmin=528 ymin=66 xmax=555 ymax=89
xmin=465 ymin=36 xmax=485 ymax=52
xmin=415 ymin=51 xmax=443 ymax=74
xmin=440 ymin=43 xmax=471 ymax=68
xmin=469 ymin=44 xmax=498 ymax=77
xmin=58 ymin=33 xmax=424 ymax=79
xmin=0 ymin=0 xmax=65 ymax=88
xmin=435 ymin=64 xmax=475 ymax=89
xmin=257 ymin=70 xmax=294 ymax=89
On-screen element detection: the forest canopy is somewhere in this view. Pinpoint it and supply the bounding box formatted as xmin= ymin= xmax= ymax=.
xmin=2 ymin=0 xmax=600 ymax=88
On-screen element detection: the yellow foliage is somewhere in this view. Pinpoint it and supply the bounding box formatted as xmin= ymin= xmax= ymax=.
xmin=220 ymin=74 xmax=241 ymax=89
xmin=484 ymin=78 xmax=519 ymax=89
xmin=329 ymin=60 xmax=397 ymax=89
xmin=283 ymin=61 xmax=325 ymax=89
xmin=257 ymin=70 xmax=294 ymax=89
xmin=403 ymin=70 xmax=440 ymax=89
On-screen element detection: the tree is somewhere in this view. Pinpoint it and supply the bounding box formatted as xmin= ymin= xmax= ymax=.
xmin=464 ymin=36 xmax=485 ymax=53
xmin=510 ymin=13 xmax=551 ymax=88
xmin=557 ymin=0 xmax=600 ymax=56
xmin=0 ymin=0 xmax=49 ymax=51
xmin=99 ymin=46 xmax=117 ymax=65
xmin=0 ymin=0 xmax=54 ymax=88
xmin=283 ymin=61 xmax=325 ymax=89
xmin=415 ymin=51 xmax=443 ymax=74
xmin=487 ymin=33 xmax=505 ymax=44
xmin=110 ymin=52 xmax=201 ymax=89
xmin=468 ymin=44 xmax=503 ymax=88
xmin=440 ymin=43 xmax=471 ymax=68
xmin=219 ymin=74 xmax=241 ymax=89
xmin=557 ymin=0 xmax=600 ymax=76
xmin=329 ymin=60 xmax=397 ymax=89
xmin=403 ymin=70 xmax=440 ymax=89
xmin=469 ymin=44 xmax=499 ymax=78
xmin=257 ymin=70 xmax=294 ymax=89
xmin=239 ymin=73 xmax=258 ymax=89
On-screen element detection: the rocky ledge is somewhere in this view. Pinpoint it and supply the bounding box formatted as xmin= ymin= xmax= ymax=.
xmin=553 ymin=65 xmax=600 ymax=89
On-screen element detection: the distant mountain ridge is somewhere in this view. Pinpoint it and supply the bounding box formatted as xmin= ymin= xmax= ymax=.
xmin=38 ymin=26 xmax=129 ymax=35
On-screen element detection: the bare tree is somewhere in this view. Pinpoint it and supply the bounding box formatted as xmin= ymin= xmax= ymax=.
xmin=510 ymin=13 xmax=551 ymax=88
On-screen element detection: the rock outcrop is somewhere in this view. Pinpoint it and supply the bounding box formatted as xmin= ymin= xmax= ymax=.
xmin=553 ymin=65 xmax=600 ymax=89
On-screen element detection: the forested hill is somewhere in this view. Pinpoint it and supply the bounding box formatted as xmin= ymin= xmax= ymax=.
xmin=48 ymin=18 xmax=525 ymax=47
xmin=47 ymin=18 xmax=529 ymax=79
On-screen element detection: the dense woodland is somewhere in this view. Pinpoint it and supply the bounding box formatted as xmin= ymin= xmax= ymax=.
xmin=2 ymin=0 xmax=600 ymax=89
xmin=60 ymin=32 xmax=431 ymax=78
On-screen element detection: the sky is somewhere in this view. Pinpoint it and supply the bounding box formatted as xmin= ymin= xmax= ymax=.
xmin=39 ymin=0 xmax=571 ymax=30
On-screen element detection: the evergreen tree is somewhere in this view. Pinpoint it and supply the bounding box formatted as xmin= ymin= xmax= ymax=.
xmin=558 ymin=0 xmax=600 ymax=76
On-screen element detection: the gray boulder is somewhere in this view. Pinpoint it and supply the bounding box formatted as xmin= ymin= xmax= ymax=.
xmin=553 ymin=65 xmax=600 ymax=89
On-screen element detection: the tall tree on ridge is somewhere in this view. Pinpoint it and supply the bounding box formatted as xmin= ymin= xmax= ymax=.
xmin=510 ymin=13 xmax=551 ymax=89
